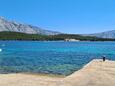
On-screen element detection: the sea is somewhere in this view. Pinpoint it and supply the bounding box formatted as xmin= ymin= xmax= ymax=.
xmin=0 ymin=41 xmax=115 ymax=75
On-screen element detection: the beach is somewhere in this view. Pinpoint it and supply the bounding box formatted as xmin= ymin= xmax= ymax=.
xmin=63 ymin=59 xmax=115 ymax=86
xmin=0 ymin=59 xmax=115 ymax=86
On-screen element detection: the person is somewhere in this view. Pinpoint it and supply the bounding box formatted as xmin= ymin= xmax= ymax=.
xmin=102 ymin=56 xmax=106 ymax=61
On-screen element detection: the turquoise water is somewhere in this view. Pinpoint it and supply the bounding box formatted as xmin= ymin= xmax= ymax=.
xmin=0 ymin=41 xmax=115 ymax=75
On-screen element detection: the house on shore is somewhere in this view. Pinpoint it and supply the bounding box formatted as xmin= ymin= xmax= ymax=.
xmin=65 ymin=39 xmax=80 ymax=42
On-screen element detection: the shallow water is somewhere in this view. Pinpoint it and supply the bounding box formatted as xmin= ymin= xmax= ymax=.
xmin=0 ymin=41 xmax=115 ymax=75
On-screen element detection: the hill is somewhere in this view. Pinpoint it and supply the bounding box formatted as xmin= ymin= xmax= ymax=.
xmin=83 ymin=30 xmax=115 ymax=38
xmin=0 ymin=31 xmax=114 ymax=41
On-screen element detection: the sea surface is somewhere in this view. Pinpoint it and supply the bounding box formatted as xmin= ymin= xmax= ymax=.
xmin=0 ymin=41 xmax=115 ymax=75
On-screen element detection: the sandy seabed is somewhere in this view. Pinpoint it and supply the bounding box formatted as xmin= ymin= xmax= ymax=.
xmin=0 ymin=59 xmax=115 ymax=86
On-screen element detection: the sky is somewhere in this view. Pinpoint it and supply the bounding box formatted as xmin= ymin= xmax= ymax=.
xmin=0 ymin=0 xmax=115 ymax=34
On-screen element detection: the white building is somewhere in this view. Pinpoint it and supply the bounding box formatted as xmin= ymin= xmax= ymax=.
xmin=65 ymin=39 xmax=80 ymax=42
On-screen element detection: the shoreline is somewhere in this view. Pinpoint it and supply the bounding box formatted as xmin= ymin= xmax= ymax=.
xmin=1 ymin=59 xmax=115 ymax=86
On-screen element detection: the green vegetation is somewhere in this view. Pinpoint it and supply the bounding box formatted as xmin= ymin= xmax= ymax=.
xmin=0 ymin=31 xmax=115 ymax=41
xmin=51 ymin=34 xmax=115 ymax=41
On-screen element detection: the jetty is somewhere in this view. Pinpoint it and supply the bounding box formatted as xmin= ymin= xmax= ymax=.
xmin=0 ymin=59 xmax=115 ymax=86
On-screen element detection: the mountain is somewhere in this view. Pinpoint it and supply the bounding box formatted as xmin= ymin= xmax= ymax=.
xmin=1 ymin=17 xmax=115 ymax=39
xmin=0 ymin=17 xmax=60 ymax=35
xmin=82 ymin=30 xmax=115 ymax=38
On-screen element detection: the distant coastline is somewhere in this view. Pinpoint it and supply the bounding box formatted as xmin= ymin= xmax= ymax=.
xmin=0 ymin=31 xmax=115 ymax=41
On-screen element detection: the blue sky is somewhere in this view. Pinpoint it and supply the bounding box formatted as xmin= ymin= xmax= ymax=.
xmin=0 ymin=0 xmax=115 ymax=34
